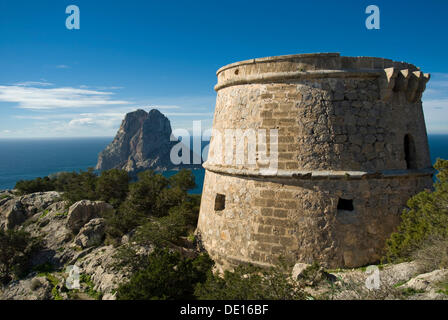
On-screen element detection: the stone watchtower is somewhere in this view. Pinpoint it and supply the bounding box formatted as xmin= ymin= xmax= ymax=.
xmin=197 ymin=53 xmax=433 ymax=270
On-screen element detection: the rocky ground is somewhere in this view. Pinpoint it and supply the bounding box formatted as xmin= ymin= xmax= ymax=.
xmin=0 ymin=190 xmax=447 ymax=300
xmin=0 ymin=190 xmax=148 ymax=300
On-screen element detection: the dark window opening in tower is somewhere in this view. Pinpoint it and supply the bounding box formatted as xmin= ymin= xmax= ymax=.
xmin=337 ymin=198 xmax=354 ymax=211
xmin=214 ymin=193 xmax=226 ymax=211
xmin=404 ymin=134 xmax=417 ymax=169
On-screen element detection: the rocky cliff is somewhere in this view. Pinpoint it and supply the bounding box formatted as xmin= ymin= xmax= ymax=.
xmin=96 ymin=109 xmax=198 ymax=172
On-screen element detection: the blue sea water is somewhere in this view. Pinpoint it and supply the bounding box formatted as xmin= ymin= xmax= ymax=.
xmin=0 ymin=135 xmax=447 ymax=192
xmin=0 ymin=137 xmax=206 ymax=193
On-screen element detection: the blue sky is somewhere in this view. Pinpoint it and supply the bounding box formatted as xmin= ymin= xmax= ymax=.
xmin=0 ymin=0 xmax=447 ymax=137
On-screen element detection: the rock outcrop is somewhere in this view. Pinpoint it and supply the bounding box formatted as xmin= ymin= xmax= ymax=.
xmin=0 ymin=191 xmax=153 ymax=300
xmin=66 ymin=200 xmax=113 ymax=233
xmin=74 ymin=218 xmax=106 ymax=248
xmin=96 ymin=109 xmax=199 ymax=173
xmin=0 ymin=191 xmax=61 ymax=230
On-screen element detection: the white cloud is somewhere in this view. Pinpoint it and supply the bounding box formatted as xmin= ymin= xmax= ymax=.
xmin=142 ymin=105 xmax=181 ymax=110
xmin=0 ymin=85 xmax=131 ymax=110
xmin=15 ymin=81 xmax=53 ymax=87
xmin=68 ymin=117 xmax=118 ymax=129
xmin=56 ymin=65 xmax=70 ymax=69
xmin=164 ymin=112 xmax=214 ymax=116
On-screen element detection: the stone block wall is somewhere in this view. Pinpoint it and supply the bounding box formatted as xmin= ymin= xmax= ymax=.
xmin=197 ymin=53 xmax=434 ymax=270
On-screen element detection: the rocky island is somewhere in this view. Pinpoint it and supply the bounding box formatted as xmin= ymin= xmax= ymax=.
xmin=96 ymin=109 xmax=201 ymax=173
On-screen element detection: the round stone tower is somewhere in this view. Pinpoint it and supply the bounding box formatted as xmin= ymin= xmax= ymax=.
xmin=197 ymin=53 xmax=434 ymax=270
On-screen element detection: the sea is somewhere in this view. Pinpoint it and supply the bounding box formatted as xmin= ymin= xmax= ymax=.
xmin=0 ymin=135 xmax=447 ymax=193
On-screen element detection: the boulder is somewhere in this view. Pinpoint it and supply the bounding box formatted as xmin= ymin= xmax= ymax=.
xmin=292 ymin=263 xmax=311 ymax=280
xmin=0 ymin=199 xmax=26 ymax=230
xmin=74 ymin=218 xmax=106 ymax=248
xmin=66 ymin=200 xmax=113 ymax=233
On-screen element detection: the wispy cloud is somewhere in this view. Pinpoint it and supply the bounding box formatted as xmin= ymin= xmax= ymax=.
xmin=165 ymin=112 xmax=214 ymax=116
xmin=15 ymin=81 xmax=53 ymax=87
xmin=0 ymin=85 xmax=131 ymax=110
xmin=141 ymin=105 xmax=181 ymax=110
xmin=1 ymin=79 xmax=216 ymax=137
xmin=56 ymin=64 xmax=70 ymax=69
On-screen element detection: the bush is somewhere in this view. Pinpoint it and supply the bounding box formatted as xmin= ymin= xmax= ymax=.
xmin=15 ymin=177 xmax=55 ymax=195
xmin=96 ymin=169 xmax=130 ymax=208
xmin=133 ymin=210 xmax=188 ymax=247
xmin=194 ymin=262 xmax=307 ymax=300
xmin=103 ymin=170 xmax=199 ymax=244
xmin=103 ymin=203 xmax=146 ymax=245
xmin=116 ymin=248 xmax=213 ymax=300
xmin=384 ymin=159 xmax=448 ymax=263
xmin=0 ymin=229 xmax=41 ymax=284
xmin=124 ymin=171 xmax=169 ymax=217
xmin=132 ymin=194 xmax=201 ymax=247
xmin=168 ymin=169 xmax=196 ymax=192
xmin=60 ymin=168 xmax=98 ymax=205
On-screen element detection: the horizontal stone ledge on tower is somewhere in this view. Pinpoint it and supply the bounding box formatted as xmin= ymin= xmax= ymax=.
xmin=214 ymin=69 xmax=384 ymax=91
xmin=203 ymin=162 xmax=435 ymax=180
xmin=216 ymin=52 xmax=342 ymax=75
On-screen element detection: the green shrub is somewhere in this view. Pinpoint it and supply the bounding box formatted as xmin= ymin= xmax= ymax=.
xmin=60 ymin=168 xmax=98 ymax=205
xmin=129 ymin=193 xmax=201 ymax=247
xmin=113 ymin=245 xmax=149 ymax=274
xmin=195 ymin=262 xmax=307 ymax=300
xmin=133 ymin=210 xmax=188 ymax=247
xmin=168 ymin=169 xmax=196 ymax=192
xmin=0 ymin=229 xmax=41 ymax=284
xmin=123 ymin=171 xmax=169 ymax=217
xmin=103 ymin=170 xmax=199 ymax=243
xmin=384 ymin=159 xmax=448 ymax=263
xmin=15 ymin=177 xmax=55 ymax=195
xmin=116 ymin=248 xmax=213 ymax=300
xmin=96 ymin=169 xmax=130 ymax=208
xmin=103 ymin=204 xmax=146 ymax=245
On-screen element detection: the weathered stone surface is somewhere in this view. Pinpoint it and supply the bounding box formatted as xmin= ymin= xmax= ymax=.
xmin=96 ymin=109 xmax=201 ymax=173
xmin=19 ymin=191 xmax=61 ymax=215
xmin=0 ymin=199 xmax=26 ymax=230
xmin=292 ymin=263 xmax=310 ymax=280
xmin=0 ymin=191 xmax=62 ymax=230
xmin=76 ymin=244 xmax=153 ymax=300
xmin=74 ymin=218 xmax=106 ymax=248
xmin=66 ymin=200 xmax=113 ymax=233
xmin=197 ymin=53 xmax=433 ymax=270
xmin=0 ymin=276 xmax=52 ymax=300
xmin=404 ymin=269 xmax=448 ymax=291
